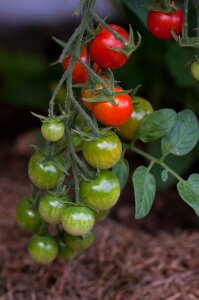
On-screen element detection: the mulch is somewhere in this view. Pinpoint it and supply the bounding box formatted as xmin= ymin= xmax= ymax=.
xmin=1 ymin=139 xmax=199 ymax=300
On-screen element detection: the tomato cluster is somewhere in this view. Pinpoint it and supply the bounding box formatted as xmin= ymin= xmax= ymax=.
xmin=17 ymin=20 xmax=154 ymax=265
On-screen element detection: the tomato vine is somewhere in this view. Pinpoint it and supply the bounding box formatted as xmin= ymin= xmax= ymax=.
xmin=16 ymin=0 xmax=199 ymax=264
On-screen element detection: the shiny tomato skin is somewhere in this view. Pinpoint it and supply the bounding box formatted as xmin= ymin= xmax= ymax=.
xmin=80 ymin=170 xmax=120 ymax=211
xmin=64 ymin=232 xmax=94 ymax=251
xmin=63 ymin=48 xmax=88 ymax=84
xmin=82 ymin=131 xmax=122 ymax=169
xmin=117 ymin=96 xmax=154 ymax=140
xmin=16 ymin=198 xmax=41 ymax=233
xmin=90 ymin=24 xmax=130 ymax=69
xmin=147 ymin=9 xmax=183 ymax=40
xmin=28 ymin=152 xmax=62 ymax=190
xmin=191 ymin=61 xmax=199 ymax=81
xmin=92 ymin=87 xmax=133 ymax=126
xmin=41 ymin=121 xmax=65 ymax=142
xmin=28 ymin=235 xmax=58 ymax=264
xmin=39 ymin=194 xmax=69 ymax=224
xmin=62 ymin=206 xmax=95 ymax=236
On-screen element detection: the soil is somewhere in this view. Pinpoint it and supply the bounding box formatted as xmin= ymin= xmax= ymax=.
xmin=1 ymin=129 xmax=199 ymax=300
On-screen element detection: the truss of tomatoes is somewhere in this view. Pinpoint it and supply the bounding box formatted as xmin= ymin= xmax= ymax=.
xmin=16 ymin=19 xmax=164 ymax=265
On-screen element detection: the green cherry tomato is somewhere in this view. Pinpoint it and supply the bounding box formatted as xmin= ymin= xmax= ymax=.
xmin=28 ymin=235 xmax=58 ymax=264
xmin=16 ymin=198 xmax=41 ymax=233
xmin=64 ymin=232 xmax=94 ymax=251
xmin=39 ymin=194 xmax=70 ymax=224
xmin=117 ymin=96 xmax=154 ymax=140
xmin=62 ymin=206 xmax=95 ymax=236
xmin=41 ymin=121 xmax=65 ymax=142
xmin=80 ymin=170 xmax=120 ymax=211
xmin=191 ymin=61 xmax=199 ymax=81
xmin=93 ymin=209 xmax=109 ymax=222
xmin=58 ymin=130 xmax=83 ymax=152
xmin=57 ymin=240 xmax=77 ymax=260
xmin=82 ymin=131 xmax=122 ymax=169
xmin=28 ymin=152 xmax=62 ymax=190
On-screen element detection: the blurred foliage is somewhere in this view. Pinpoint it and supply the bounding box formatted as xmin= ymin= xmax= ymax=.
xmin=0 ymin=50 xmax=60 ymax=109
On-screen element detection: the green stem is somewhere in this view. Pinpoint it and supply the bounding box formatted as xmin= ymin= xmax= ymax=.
xmin=71 ymin=163 xmax=80 ymax=203
xmin=124 ymin=143 xmax=183 ymax=182
xmin=183 ymin=0 xmax=189 ymax=43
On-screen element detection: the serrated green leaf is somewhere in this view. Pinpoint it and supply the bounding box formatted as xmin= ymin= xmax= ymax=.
xmin=132 ymin=166 xmax=156 ymax=219
xmin=112 ymin=157 xmax=129 ymax=189
xmin=161 ymin=170 xmax=168 ymax=182
xmin=162 ymin=109 xmax=199 ymax=156
xmin=136 ymin=109 xmax=177 ymax=142
xmin=177 ymin=174 xmax=199 ymax=215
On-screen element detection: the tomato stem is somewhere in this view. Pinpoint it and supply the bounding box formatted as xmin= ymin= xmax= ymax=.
xmin=183 ymin=0 xmax=189 ymax=43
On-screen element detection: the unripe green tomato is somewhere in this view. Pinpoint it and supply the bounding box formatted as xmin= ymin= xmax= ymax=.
xmin=82 ymin=131 xmax=122 ymax=169
xmin=80 ymin=170 xmax=120 ymax=211
xmin=57 ymin=240 xmax=77 ymax=260
xmin=41 ymin=121 xmax=65 ymax=142
xmin=62 ymin=206 xmax=95 ymax=236
xmin=28 ymin=235 xmax=58 ymax=264
xmin=28 ymin=152 xmax=63 ymax=190
xmin=94 ymin=209 xmax=109 ymax=222
xmin=39 ymin=194 xmax=71 ymax=224
xmin=117 ymin=96 xmax=154 ymax=140
xmin=191 ymin=61 xmax=199 ymax=81
xmin=58 ymin=130 xmax=83 ymax=152
xmin=64 ymin=232 xmax=94 ymax=251
xmin=16 ymin=198 xmax=41 ymax=233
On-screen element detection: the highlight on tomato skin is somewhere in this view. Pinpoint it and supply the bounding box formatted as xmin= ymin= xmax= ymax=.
xmin=63 ymin=48 xmax=88 ymax=84
xmin=92 ymin=87 xmax=133 ymax=127
xmin=147 ymin=8 xmax=184 ymax=40
xmin=89 ymin=24 xmax=131 ymax=69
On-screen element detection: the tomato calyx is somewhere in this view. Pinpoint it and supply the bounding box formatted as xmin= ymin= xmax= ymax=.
xmin=147 ymin=1 xmax=177 ymax=14
xmin=108 ymin=25 xmax=142 ymax=57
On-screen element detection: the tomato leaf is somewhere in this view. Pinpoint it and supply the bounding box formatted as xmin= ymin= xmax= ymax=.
xmin=132 ymin=166 xmax=156 ymax=219
xmin=177 ymin=174 xmax=199 ymax=216
xmin=162 ymin=109 xmax=199 ymax=156
xmin=112 ymin=157 xmax=129 ymax=189
xmin=136 ymin=109 xmax=177 ymax=142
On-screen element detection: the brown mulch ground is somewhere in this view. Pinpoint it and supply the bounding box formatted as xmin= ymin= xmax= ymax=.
xmin=1 ymin=140 xmax=199 ymax=300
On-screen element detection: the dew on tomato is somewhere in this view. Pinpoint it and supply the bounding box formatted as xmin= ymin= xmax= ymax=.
xmin=82 ymin=131 xmax=122 ymax=169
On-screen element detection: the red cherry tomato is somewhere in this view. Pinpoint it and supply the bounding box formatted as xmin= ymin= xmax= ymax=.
xmin=147 ymin=8 xmax=183 ymax=40
xmin=92 ymin=87 xmax=133 ymax=126
xmin=89 ymin=24 xmax=130 ymax=69
xmin=63 ymin=48 xmax=88 ymax=84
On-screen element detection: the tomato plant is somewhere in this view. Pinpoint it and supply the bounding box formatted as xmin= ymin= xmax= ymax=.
xmin=147 ymin=8 xmax=183 ymax=40
xmin=17 ymin=0 xmax=199 ymax=265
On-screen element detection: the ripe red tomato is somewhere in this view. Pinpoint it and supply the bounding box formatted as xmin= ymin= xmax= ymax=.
xmin=147 ymin=8 xmax=183 ymax=40
xmin=92 ymin=87 xmax=133 ymax=126
xmin=63 ymin=48 xmax=88 ymax=84
xmin=89 ymin=24 xmax=130 ymax=69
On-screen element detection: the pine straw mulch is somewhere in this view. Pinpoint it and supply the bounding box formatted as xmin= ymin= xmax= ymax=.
xmin=0 ymin=147 xmax=199 ymax=300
